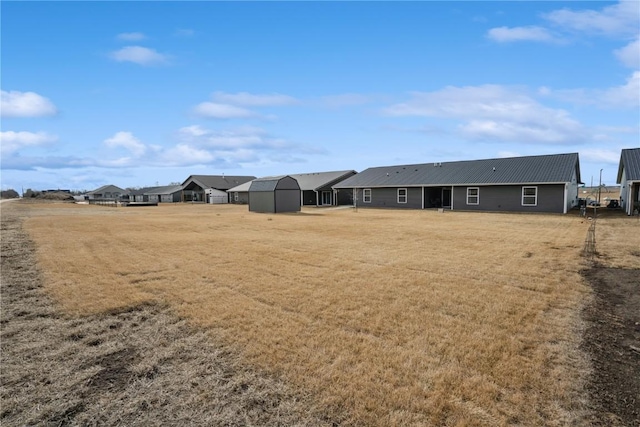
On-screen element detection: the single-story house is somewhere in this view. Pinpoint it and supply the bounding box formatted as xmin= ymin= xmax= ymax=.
xmin=226 ymin=180 xmax=252 ymax=204
xmin=128 ymin=187 xmax=160 ymax=202
xmin=227 ymin=170 xmax=357 ymax=206
xmin=617 ymin=148 xmax=640 ymax=216
xmin=181 ymin=175 xmax=256 ymax=203
xmin=333 ymin=153 xmax=582 ymax=214
xmin=146 ymin=185 xmax=183 ymax=203
xmin=294 ymin=170 xmax=357 ymax=206
xmin=248 ymin=176 xmax=301 ymax=213
xmin=87 ymin=185 xmax=128 ymax=201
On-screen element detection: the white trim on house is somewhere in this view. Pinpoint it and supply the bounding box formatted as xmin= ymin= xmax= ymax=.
xmin=363 ymin=188 xmax=372 ymax=203
xmin=466 ymin=187 xmax=479 ymax=205
xmin=522 ymin=186 xmax=538 ymax=206
xmin=397 ymin=188 xmax=407 ymax=204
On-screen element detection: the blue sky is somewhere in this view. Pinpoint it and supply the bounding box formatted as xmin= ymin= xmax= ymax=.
xmin=1 ymin=1 xmax=638 ymax=192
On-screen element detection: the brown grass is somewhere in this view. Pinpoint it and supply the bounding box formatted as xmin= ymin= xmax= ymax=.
xmin=21 ymin=202 xmax=600 ymax=426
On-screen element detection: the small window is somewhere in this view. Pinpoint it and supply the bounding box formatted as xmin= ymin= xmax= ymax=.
xmin=522 ymin=186 xmax=538 ymax=206
xmin=363 ymin=189 xmax=372 ymax=203
xmin=397 ymin=188 xmax=407 ymax=204
xmin=467 ymin=187 xmax=479 ymax=205
xmin=234 ymin=192 xmax=239 ymax=202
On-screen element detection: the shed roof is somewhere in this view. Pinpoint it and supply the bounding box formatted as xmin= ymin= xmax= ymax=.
xmin=181 ymin=175 xmax=256 ymax=190
xmin=334 ymin=153 xmax=580 ymax=188
xmin=617 ymin=148 xmax=640 ymax=183
xmin=249 ymin=176 xmax=299 ymax=192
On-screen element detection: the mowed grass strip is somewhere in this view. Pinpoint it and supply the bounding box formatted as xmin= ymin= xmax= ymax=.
xmin=26 ymin=203 xmax=593 ymax=426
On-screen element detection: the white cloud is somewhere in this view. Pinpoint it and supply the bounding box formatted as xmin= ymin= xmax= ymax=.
xmin=614 ymin=38 xmax=640 ymax=68
xmin=544 ymin=1 xmax=640 ymax=37
xmin=497 ymin=151 xmax=522 ymax=158
xmin=580 ymin=148 xmax=622 ymax=164
xmin=116 ymin=32 xmax=146 ymax=41
xmin=383 ymin=85 xmax=587 ymax=144
xmin=542 ymin=72 xmax=639 ymax=109
xmin=487 ymin=26 xmax=560 ymax=43
xmin=211 ymin=91 xmax=299 ymax=107
xmin=109 ymin=46 xmax=168 ymax=66
xmin=600 ymin=71 xmax=640 ymax=108
xmin=160 ymin=144 xmax=217 ymax=166
xmin=0 ymin=131 xmax=58 ymax=154
xmin=192 ymin=102 xmax=257 ymax=119
xmin=103 ymin=131 xmax=147 ymax=157
xmin=1 ymin=90 xmax=57 ymax=118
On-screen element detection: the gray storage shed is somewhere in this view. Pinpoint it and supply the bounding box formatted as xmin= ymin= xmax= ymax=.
xmin=249 ymin=176 xmax=301 ymax=213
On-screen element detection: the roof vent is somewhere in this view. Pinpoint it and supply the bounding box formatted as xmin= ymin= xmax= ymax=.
xmin=493 ymin=167 xmax=496 ymax=171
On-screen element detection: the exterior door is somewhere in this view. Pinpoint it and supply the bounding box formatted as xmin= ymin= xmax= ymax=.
xmin=321 ymin=191 xmax=332 ymax=205
xmin=442 ymin=188 xmax=452 ymax=208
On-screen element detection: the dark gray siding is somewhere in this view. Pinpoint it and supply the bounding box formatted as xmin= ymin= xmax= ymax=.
xmin=452 ymin=185 xmax=565 ymax=213
xmin=302 ymin=190 xmax=317 ymax=205
xmin=231 ymin=191 xmax=249 ymax=204
xmin=358 ymin=187 xmax=422 ymax=209
xmin=336 ymin=189 xmax=353 ymax=206
xmin=275 ymin=189 xmax=301 ymax=212
xmin=249 ymin=192 xmax=275 ymax=213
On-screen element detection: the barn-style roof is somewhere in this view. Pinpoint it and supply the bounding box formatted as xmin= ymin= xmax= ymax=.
xmin=617 ymin=148 xmax=640 ymax=183
xmin=181 ymin=175 xmax=256 ymax=191
xmin=333 ymin=153 xmax=581 ymax=188
xmin=249 ymin=176 xmax=300 ymax=192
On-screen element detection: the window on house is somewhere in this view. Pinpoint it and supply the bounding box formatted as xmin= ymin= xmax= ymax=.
xmin=467 ymin=187 xmax=479 ymax=205
xmin=234 ymin=192 xmax=239 ymax=201
xmin=363 ymin=189 xmax=372 ymax=203
xmin=522 ymin=186 xmax=538 ymax=206
xmin=397 ymin=188 xmax=407 ymax=203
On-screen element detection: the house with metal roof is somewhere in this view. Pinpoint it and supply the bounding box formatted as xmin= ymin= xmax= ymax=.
xmin=146 ymin=185 xmax=183 ymax=203
xmin=87 ymin=184 xmax=128 ymax=201
xmin=180 ymin=175 xmax=256 ymax=203
xmin=248 ymin=176 xmax=301 ymax=213
xmin=128 ymin=186 xmax=160 ymax=202
xmin=617 ymin=148 xmax=640 ymax=216
xmin=333 ymin=153 xmax=581 ymax=214
xmin=227 ymin=170 xmax=357 ymax=206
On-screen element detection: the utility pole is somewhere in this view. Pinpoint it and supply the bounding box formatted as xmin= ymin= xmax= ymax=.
xmin=598 ymin=169 xmax=603 ymax=206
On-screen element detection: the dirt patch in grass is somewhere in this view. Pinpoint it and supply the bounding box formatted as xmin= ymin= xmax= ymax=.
xmin=1 ymin=202 xmax=333 ymax=426
xmin=581 ymin=265 xmax=640 ymax=426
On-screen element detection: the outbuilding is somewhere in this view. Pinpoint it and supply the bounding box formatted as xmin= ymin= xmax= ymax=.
xmin=248 ymin=176 xmax=301 ymax=213
xmin=617 ymin=148 xmax=640 ymax=216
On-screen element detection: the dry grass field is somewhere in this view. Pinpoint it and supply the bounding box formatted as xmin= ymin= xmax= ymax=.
xmin=9 ymin=201 xmax=605 ymax=426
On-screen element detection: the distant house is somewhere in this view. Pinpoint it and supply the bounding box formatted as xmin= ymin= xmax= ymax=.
xmin=128 ymin=187 xmax=159 ymax=202
xmin=293 ymin=170 xmax=357 ymax=206
xmin=617 ymin=148 xmax=640 ymax=216
xmin=146 ymin=185 xmax=183 ymax=203
xmin=87 ymin=185 xmax=128 ymax=200
xmin=227 ymin=180 xmax=252 ymax=204
xmin=248 ymin=176 xmax=301 ymax=213
xmin=227 ymin=170 xmax=357 ymax=206
xmin=333 ymin=153 xmax=582 ymax=214
xmin=181 ymin=175 xmax=256 ymax=203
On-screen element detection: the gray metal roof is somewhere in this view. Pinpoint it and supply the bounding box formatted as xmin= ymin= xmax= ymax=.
xmin=228 ymin=170 xmax=356 ymax=193
xmin=290 ymin=170 xmax=356 ymax=191
xmin=88 ymin=184 xmax=128 ymax=195
xmin=181 ymin=175 xmax=256 ymax=190
xmin=145 ymin=185 xmax=183 ymax=195
xmin=249 ymin=176 xmax=300 ymax=192
xmin=617 ymin=148 xmax=640 ymax=182
xmin=128 ymin=186 xmax=160 ymax=196
xmin=333 ymin=153 xmax=580 ymax=188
